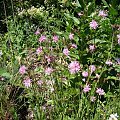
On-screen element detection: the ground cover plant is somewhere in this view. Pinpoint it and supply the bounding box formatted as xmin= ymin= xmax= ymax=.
xmin=0 ymin=0 xmax=120 ymax=120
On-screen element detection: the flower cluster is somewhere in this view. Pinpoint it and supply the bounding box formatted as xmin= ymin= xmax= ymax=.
xmin=117 ymin=34 xmax=120 ymax=45
xmin=98 ymin=10 xmax=108 ymax=18
xmin=90 ymin=20 xmax=98 ymax=29
xmin=23 ymin=77 xmax=32 ymax=88
xmin=83 ymin=85 xmax=91 ymax=93
xmin=14 ymin=5 xmax=120 ymax=119
xmin=19 ymin=65 xmax=27 ymax=75
xmin=96 ymin=88 xmax=105 ymax=95
xmin=68 ymin=61 xmax=80 ymax=74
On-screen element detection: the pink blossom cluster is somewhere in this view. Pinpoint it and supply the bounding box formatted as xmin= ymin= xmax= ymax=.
xmin=19 ymin=65 xmax=27 ymax=75
xmin=68 ymin=61 xmax=80 ymax=74
xmin=116 ymin=58 xmax=120 ymax=64
xmin=82 ymin=71 xmax=88 ymax=77
xmin=69 ymin=33 xmax=74 ymax=40
xmin=117 ymin=34 xmax=120 ymax=45
xmin=35 ymin=29 xmax=40 ymax=35
xmin=63 ymin=48 xmax=70 ymax=56
xmin=98 ymin=10 xmax=108 ymax=18
xmin=45 ymin=67 xmax=53 ymax=75
xmin=89 ymin=65 xmax=96 ymax=73
xmin=36 ymin=46 xmax=43 ymax=54
xmin=96 ymin=88 xmax=105 ymax=95
xmin=90 ymin=20 xmax=98 ymax=29
xmin=96 ymin=74 xmax=100 ymax=79
xmin=23 ymin=77 xmax=32 ymax=88
xmin=83 ymin=85 xmax=91 ymax=93
xmin=45 ymin=55 xmax=53 ymax=63
xmin=78 ymin=12 xmax=83 ymax=17
xmin=37 ymin=80 xmax=43 ymax=87
xmin=105 ymin=60 xmax=113 ymax=66
xmin=71 ymin=44 xmax=77 ymax=49
xmin=89 ymin=44 xmax=96 ymax=52
xmin=53 ymin=35 xmax=59 ymax=42
xmin=19 ymin=24 xmax=109 ymax=101
xmin=39 ymin=35 xmax=46 ymax=42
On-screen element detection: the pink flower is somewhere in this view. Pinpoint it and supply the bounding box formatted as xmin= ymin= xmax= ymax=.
xmin=98 ymin=10 xmax=108 ymax=17
xmin=63 ymin=48 xmax=70 ymax=56
xmin=37 ymin=80 xmax=43 ymax=86
xmin=89 ymin=44 xmax=96 ymax=52
xmin=90 ymin=96 xmax=96 ymax=102
xmin=96 ymin=74 xmax=100 ymax=79
xmin=45 ymin=55 xmax=51 ymax=63
xmin=45 ymin=55 xmax=55 ymax=63
xmin=96 ymin=88 xmax=105 ymax=95
xmin=69 ymin=33 xmax=74 ymax=40
xmin=42 ymin=105 xmax=46 ymax=111
xmin=83 ymin=85 xmax=91 ymax=93
xmin=68 ymin=61 xmax=80 ymax=74
xmin=78 ymin=12 xmax=83 ymax=17
xmin=118 ymin=39 xmax=120 ymax=45
xmin=71 ymin=44 xmax=77 ymax=49
xmin=39 ymin=35 xmax=46 ymax=42
xmin=35 ymin=29 xmax=40 ymax=35
xmin=50 ymin=87 xmax=54 ymax=92
xmin=82 ymin=71 xmax=88 ymax=77
xmin=53 ymin=35 xmax=59 ymax=42
xmin=23 ymin=77 xmax=32 ymax=88
xmin=36 ymin=47 xmax=43 ymax=54
xmin=117 ymin=34 xmax=120 ymax=39
xmin=0 ymin=77 xmax=4 ymax=81
xmin=90 ymin=20 xmax=98 ymax=29
xmin=45 ymin=67 xmax=53 ymax=75
xmin=105 ymin=60 xmax=113 ymax=66
xmin=117 ymin=34 xmax=120 ymax=45
xmin=116 ymin=58 xmax=120 ymax=64
xmin=89 ymin=65 xmax=96 ymax=73
xmin=19 ymin=65 xmax=27 ymax=75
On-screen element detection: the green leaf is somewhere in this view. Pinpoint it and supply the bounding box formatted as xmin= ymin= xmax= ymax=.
xmin=113 ymin=65 xmax=120 ymax=72
xmin=105 ymin=92 xmax=115 ymax=98
xmin=72 ymin=17 xmax=80 ymax=24
xmin=60 ymin=0 xmax=68 ymax=4
xmin=70 ymin=54 xmax=79 ymax=59
xmin=56 ymin=31 xmax=63 ymax=35
xmin=107 ymin=76 xmax=118 ymax=80
xmin=0 ymin=68 xmax=6 ymax=75
xmin=78 ymin=0 xmax=85 ymax=9
xmin=0 ymin=68 xmax=11 ymax=78
xmin=101 ymin=0 xmax=109 ymax=7
xmin=64 ymin=13 xmax=71 ymax=19
xmin=109 ymin=6 xmax=118 ymax=16
xmin=88 ymin=39 xmax=107 ymax=44
xmin=64 ymin=13 xmax=80 ymax=24
xmin=76 ymin=0 xmax=81 ymax=7
xmin=47 ymin=100 xmax=54 ymax=105
xmin=1 ymin=73 xmax=11 ymax=78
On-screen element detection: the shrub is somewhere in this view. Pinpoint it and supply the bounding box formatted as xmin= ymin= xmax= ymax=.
xmin=0 ymin=0 xmax=120 ymax=119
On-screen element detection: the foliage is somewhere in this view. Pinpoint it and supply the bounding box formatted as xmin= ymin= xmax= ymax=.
xmin=0 ymin=0 xmax=120 ymax=120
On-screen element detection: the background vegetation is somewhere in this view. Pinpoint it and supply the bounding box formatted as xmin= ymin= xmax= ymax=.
xmin=0 ymin=0 xmax=120 ymax=120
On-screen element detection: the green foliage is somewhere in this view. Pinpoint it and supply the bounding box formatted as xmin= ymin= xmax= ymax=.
xmin=0 ymin=0 xmax=120 ymax=120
